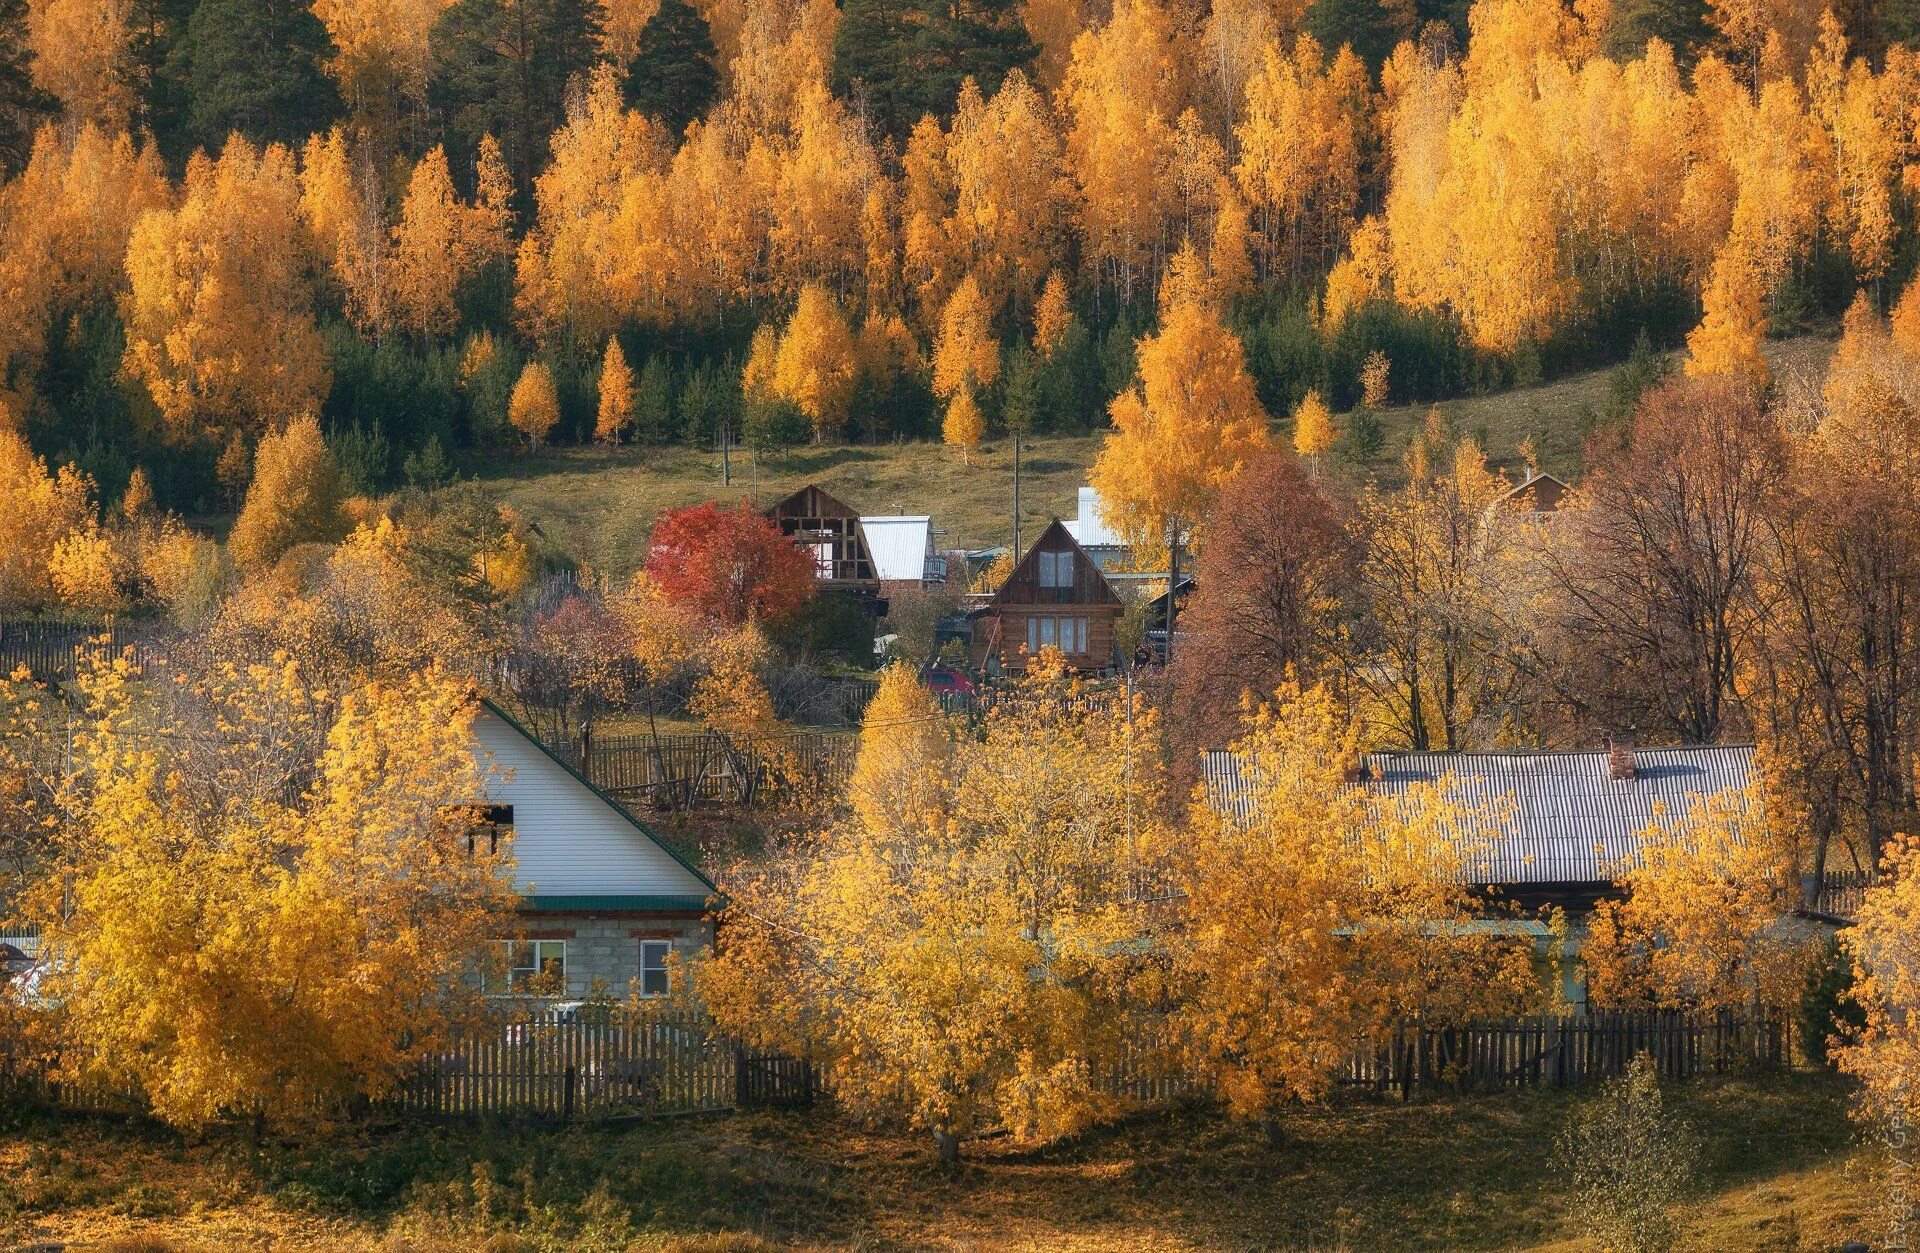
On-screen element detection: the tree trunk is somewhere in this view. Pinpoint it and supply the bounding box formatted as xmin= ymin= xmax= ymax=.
xmin=931 ymin=1125 xmax=961 ymax=1164
xmin=1260 ymin=1114 xmax=1286 ymax=1148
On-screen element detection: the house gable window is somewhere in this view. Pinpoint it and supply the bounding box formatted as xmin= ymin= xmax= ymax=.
xmin=444 ymin=803 xmax=513 ymax=855
xmin=638 ymin=939 xmax=672 ymax=997
xmin=1038 ymin=550 xmax=1073 ymax=589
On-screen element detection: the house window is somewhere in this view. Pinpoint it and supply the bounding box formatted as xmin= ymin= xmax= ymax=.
xmin=638 ymin=940 xmax=672 ymax=998
xmin=492 ymin=939 xmax=566 ymax=994
xmin=445 ymin=804 xmax=513 ymax=855
xmin=1026 ymin=617 xmax=1088 ymax=654
xmin=809 ymin=540 xmax=833 ymax=578
xmin=1038 ymin=550 xmax=1073 ymax=589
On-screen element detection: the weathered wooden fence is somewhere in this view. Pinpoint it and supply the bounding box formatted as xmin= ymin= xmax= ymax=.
xmin=390 ymin=1009 xmax=816 ymax=1121
xmin=575 ymin=730 xmax=857 ymax=811
xmin=0 ymin=618 xmax=160 ymax=680
xmin=1341 ymin=1010 xmax=1789 ymax=1097
xmin=6 ymin=1008 xmax=1787 ymax=1126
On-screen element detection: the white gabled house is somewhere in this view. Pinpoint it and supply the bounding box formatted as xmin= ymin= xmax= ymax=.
xmin=472 ymin=698 xmax=716 ymax=1000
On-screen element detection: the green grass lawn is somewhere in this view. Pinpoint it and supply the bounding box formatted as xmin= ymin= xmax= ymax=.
xmin=0 ymin=1070 xmax=1878 ymax=1250
xmin=473 ymin=336 xmax=1838 ymax=578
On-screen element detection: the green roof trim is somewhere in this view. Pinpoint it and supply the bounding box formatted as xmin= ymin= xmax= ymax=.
xmin=520 ymin=894 xmax=714 ymax=913
xmin=477 ymin=696 xmax=718 ymax=893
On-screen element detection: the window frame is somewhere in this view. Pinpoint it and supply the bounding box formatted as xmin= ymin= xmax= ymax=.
xmin=638 ymin=939 xmax=672 ymax=998
xmin=1038 ymin=550 xmax=1073 ymax=589
xmin=489 ymin=938 xmax=566 ymax=995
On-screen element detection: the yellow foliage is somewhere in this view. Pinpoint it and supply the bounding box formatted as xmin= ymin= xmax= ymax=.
xmin=1172 ymin=680 xmax=1539 ymax=1125
xmin=1585 ymin=788 xmax=1810 ymax=1013
xmin=390 ymin=142 xmax=514 ymax=342
xmin=1290 ymin=389 xmax=1337 ymax=460
xmin=1033 ymin=270 xmax=1075 ymax=359
xmin=690 ymin=624 xmax=782 ymax=740
xmin=42 ymin=659 xmax=516 ymax=1129
xmin=596 ymin=337 xmax=635 ymax=443
xmin=26 ymin=0 xmax=135 ymax=128
xmin=1837 ymin=835 xmax=1920 ymax=1133
xmin=772 ymin=283 xmax=857 ymax=440
xmin=931 ymin=273 xmax=1000 ymax=399
xmin=700 ymin=664 xmax=1164 ymax=1157
xmin=0 ymin=424 xmax=98 ymax=611
xmin=847 ymin=664 xmax=950 ymax=840
xmin=48 ymin=523 xmax=128 ymax=613
xmin=942 ymin=387 xmax=986 ymax=460
xmin=1089 ymin=292 xmax=1270 ymax=545
xmin=228 ymin=414 xmax=346 ymax=570
xmin=508 ymin=361 xmax=561 ymax=448
xmin=123 ymin=139 xmax=332 ymax=445
xmin=1686 ymin=247 xmax=1771 ymax=385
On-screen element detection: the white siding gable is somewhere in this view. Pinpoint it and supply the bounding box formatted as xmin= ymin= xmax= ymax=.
xmin=471 ymin=709 xmax=710 ymax=898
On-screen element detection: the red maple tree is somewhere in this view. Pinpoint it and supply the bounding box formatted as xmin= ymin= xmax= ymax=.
xmin=645 ymin=501 xmax=816 ymax=626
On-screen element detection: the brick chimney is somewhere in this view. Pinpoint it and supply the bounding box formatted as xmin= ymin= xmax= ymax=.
xmin=1603 ymin=733 xmax=1635 ymax=781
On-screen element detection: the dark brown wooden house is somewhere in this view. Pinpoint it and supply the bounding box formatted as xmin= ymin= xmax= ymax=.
xmin=764 ymin=484 xmax=880 ymax=601
xmin=969 ymin=520 xmax=1123 ymax=675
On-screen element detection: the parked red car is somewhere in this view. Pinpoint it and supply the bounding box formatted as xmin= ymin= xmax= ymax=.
xmin=919 ymin=665 xmax=974 ymax=695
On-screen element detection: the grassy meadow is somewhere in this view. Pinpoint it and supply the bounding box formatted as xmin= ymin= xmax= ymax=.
xmin=474 ymin=337 xmax=1837 ymax=578
xmin=0 ymin=1070 xmax=1877 ymax=1251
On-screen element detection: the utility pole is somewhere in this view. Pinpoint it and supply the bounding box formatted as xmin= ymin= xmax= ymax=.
xmin=720 ymin=419 xmax=732 ymax=487
xmin=1011 ymin=431 xmax=1021 ymax=558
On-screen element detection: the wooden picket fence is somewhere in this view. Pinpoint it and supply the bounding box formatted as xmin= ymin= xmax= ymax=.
xmin=1341 ymin=1009 xmax=1789 ymax=1097
xmin=389 ymin=1009 xmax=817 ymax=1122
xmin=575 ymin=730 xmax=857 ymax=811
xmin=0 ymin=618 xmax=160 ymax=680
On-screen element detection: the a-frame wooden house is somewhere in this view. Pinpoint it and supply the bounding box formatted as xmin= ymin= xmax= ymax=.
xmin=763 ymin=484 xmax=881 ymax=602
xmin=969 ymin=520 xmax=1123 ymax=675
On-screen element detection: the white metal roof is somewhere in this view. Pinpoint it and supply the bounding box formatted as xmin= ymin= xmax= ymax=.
xmin=1062 ymin=486 xmax=1127 ymax=549
xmin=860 ymin=516 xmax=933 ymax=582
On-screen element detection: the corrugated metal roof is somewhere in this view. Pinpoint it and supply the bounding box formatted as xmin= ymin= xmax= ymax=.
xmin=1063 ymin=486 xmax=1127 ymax=549
xmin=1201 ymin=744 xmax=1757 ymax=886
xmin=861 ymin=515 xmax=933 ymax=581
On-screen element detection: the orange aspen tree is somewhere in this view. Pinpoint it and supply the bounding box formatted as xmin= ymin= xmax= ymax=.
xmin=1060 ymin=0 xmax=1190 ymax=302
xmin=41 ymin=661 xmax=516 ymax=1129
xmin=1090 ymin=289 xmax=1269 ymax=553
xmin=1583 ymin=789 xmax=1810 ymax=1014
xmin=932 ymin=274 xmax=1001 ymax=401
xmin=943 ymin=387 xmax=986 ymax=464
xmin=1033 ymin=270 xmax=1075 ymax=359
xmin=845 ymin=663 xmax=950 ymax=841
xmin=1174 ymin=680 xmax=1537 ymax=1142
xmin=390 ymin=142 xmax=513 ymax=342
xmin=300 ymin=129 xmax=390 ymax=334
xmin=771 ymin=283 xmax=857 ymax=441
xmin=123 ymin=140 xmax=332 ymax=446
xmin=228 ymin=413 xmax=348 ymax=570
xmin=701 ymin=657 xmax=1164 ymax=1163
xmin=1233 ymin=34 xmax=1366 ymax=279
xmin=0 ymin=424 xmax=98 ymax=611
xmin=26 ymin=0 xmax=136 ymax=128
xmin=596 ymin=337 xmax=636 ymax=443
xmin=508 ymin=361 xmax=562 ymax=448
xmin=1686 ymin=247 xmax=1771 ymax=384
xmin=945 ymin=72 xmax=1071 ymax=310
xmin=1837 ymin=837 xmax=1920 ymax=1138
xmin=1290 ymin=389 xmax=1335 ymax=470
xmin=0 ymin=124 xmax=167 ymax=404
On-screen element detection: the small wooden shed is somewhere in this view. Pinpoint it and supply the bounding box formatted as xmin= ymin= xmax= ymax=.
xmin=969 ymin=520 xmax=1123 ymax=675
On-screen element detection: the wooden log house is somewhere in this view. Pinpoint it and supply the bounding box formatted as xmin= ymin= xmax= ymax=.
xmin=969 ymin=520 xmax=1123 ymax=675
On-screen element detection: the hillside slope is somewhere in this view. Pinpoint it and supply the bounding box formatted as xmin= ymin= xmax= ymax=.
xmin=476 ymin=336 xmax=1836 ymax=576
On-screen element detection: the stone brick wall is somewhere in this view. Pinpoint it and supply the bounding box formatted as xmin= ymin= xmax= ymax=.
xmin=517 ymin=913 xmax=714 ymax=1000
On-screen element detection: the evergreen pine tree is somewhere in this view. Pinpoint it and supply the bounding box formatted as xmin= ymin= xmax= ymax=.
xmin=624 ymin=0 xmax=717 ymax=137
xmin=831 ymin=0 xmax=1036 ymax=143
xmin=174 ymin=0 xmax=341 ymax=150
xmin=633 ymin=356 xmax=675 ymax=443
xmin=430 ymin=0 xmax=602 ymax=194
xmin=1303 ymin=0 xmax=1415 ymax=71
xmin=0 ymin=0 xmax=55 ymax=173
xmin=1604 ymin=0 xmax=1713 ymax=64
